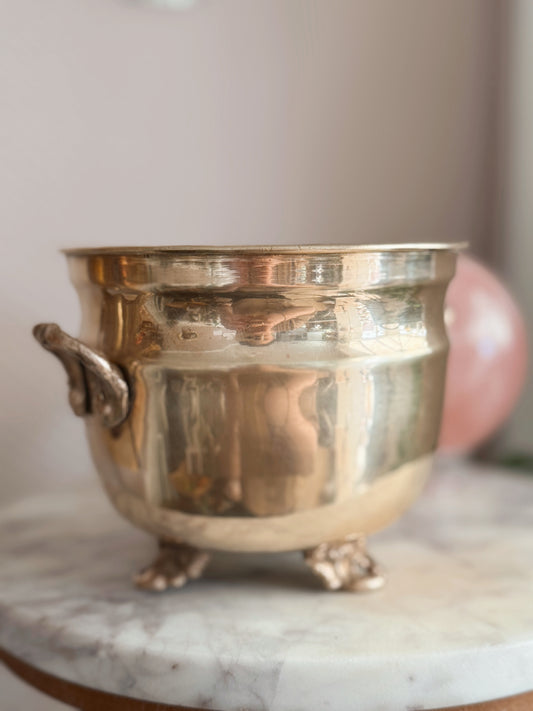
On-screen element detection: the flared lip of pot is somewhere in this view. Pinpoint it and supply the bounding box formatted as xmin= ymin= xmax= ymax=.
xmin=62 ymin=242 xmax=467 ymax=257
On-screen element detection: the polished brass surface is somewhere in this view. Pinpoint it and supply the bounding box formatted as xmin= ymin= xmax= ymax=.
xmin=304 ymin=535 xmax=385 ymax=592
xmin=134 ymin=540 xmax=211 ymax=591
xmin=35 ymin=245 xmax=460 ymax=586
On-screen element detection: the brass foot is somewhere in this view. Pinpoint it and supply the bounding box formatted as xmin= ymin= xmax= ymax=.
xmin=303 ymin=535 xmax=385 ymax=592
xmin=134 ymin=540 xmax=211 ymax=591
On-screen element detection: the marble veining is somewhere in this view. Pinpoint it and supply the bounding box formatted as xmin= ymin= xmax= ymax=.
xmin=1 ymin=459 xmax=533 ymax=711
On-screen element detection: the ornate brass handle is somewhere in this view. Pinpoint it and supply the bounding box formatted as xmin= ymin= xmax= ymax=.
xmin=33 ymin=323 xmax=130 ymax=428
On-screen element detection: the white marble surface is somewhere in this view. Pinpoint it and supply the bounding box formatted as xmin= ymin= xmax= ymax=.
xmin=1 ymin=460 xmax=533 ymax=711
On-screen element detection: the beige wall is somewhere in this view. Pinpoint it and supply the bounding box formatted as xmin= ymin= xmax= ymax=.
xmin=1 ymin=0 xmax=500 ymax=504
xmin=499 ymin=0 xmax=533 ymax=452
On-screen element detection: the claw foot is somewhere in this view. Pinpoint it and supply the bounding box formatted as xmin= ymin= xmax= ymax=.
xmin=304 ymin=535 xmax=385 ymax=592
xmin=134 ymin=541 xmax=210 ymax=591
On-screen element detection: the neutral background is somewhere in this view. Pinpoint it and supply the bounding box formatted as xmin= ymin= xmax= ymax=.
xmin=0 ymin=0 xmax=508 ymax=506
xmin=1 ymin=1 xmax=531 ymax=708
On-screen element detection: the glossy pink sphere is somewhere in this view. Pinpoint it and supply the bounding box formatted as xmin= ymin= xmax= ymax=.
xmin=439 ymin=254 xmax=528 ymax=453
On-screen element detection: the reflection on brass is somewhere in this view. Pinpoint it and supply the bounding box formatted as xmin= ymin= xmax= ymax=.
xmin=134 ymin=540 xmax=211 ymax=591
xmin=34 ymin=244 xmax=461 ymax=591
xmin=304 ymin=535 xmax=385 ymax=591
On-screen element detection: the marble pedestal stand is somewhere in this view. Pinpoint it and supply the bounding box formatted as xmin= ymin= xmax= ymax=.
xmin=1 ymin=460 xmax=533 ymax=711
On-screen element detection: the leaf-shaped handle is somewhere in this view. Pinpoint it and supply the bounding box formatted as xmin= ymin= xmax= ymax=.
xmin=33 ymin=323 xmax=130 ymax=428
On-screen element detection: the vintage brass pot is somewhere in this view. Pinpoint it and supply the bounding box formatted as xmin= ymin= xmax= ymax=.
xmin=34 ymin=244 xmax=460 ymax=591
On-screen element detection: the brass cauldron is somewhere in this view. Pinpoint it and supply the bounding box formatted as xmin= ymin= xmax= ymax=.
xmin=34 ymin=244 xmax=460 ymax=591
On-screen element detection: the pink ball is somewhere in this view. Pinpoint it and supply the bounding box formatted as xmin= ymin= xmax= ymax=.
xmin=439 ymin=254 xmax=528 ymax=453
